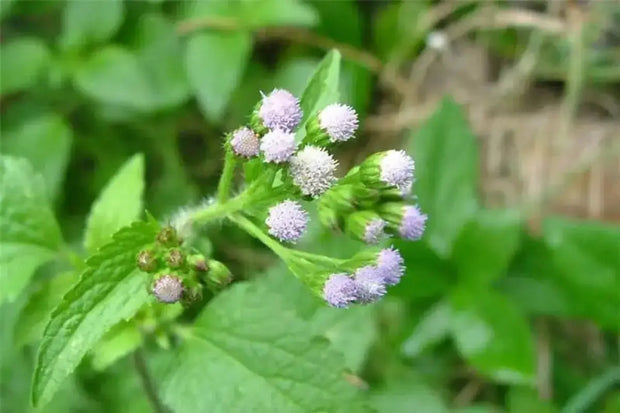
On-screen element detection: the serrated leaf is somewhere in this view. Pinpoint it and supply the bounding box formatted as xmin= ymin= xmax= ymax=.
xmin=0 ymin=37 xmax=50 ymax=94
xmin=449 ymin=288 xmax=535 ymax=385
xmin=410 ymin=97 xmax=479 ymax=257
xmin=0 ymin=156 xmax=62 ymax=304
xmin=59 ymin=0 xmax=124 ymax=50
xmin=452 ymin=209 xmax=522 ymax=285
xmin=32 ymin=220 xmax=158 ymax=407
xmin=185 ymin=31 xmax=251 ymax=121
xmin=84 ymin=154 xmax=145 ymax=253
xmin=2 ymin=113 xmax=73 ymax=199
xmin=163 ymin=275 xmax=369 ymax=413
xmin=401 ymin=300 xmax=452 ymax=357
xmin=543 ymin=217 xmax=620 ymax=330
xmin=14 ymin=271 xmax=76 ymax=347
xmin=296 ymin=50 xmax=341 ymax=142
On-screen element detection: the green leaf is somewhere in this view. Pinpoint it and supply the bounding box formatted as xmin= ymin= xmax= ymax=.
xmin=508 ymin=387 xmax=557 ymax=413
xmin=32 ymin=220 xmax=158 ymax=407
xmin=402 ymin=300 xmax=452 ymax=357
xmin=297 ymin=50 xmax=341 ymax=142
xmin=0 ymin=156 xmax=62 ymax=304
xmin=14 ymin=271 xmax=76 ymax=347
xmin=449 ymin=288 xmax=535 ymax=385
xmin=163 ymin=276 xmax=369 ymax=412
xmin=90 ymin=321 xmax=142 ymax=371
xmin=2 ymin=113 xmax=73 ymax=199
xmin=59 ymin=0 xmax=124 ymax=50
xmin=371 ymin=375 xmax=449 ymax=413
xmin=84 ymin=154 xmax=145 ymax=253
xmin=452 ymin=209 xmax=522 ymax=285
xmin=0 ymin=37 xmax=50 ymax=94
xmin=185 ymin=31 xmax=251 ymax=121
xmin=411 ymin=97 xmax=479 ymax=257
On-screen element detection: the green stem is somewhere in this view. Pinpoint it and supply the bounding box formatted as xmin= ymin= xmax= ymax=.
xmin=217 ymin=149 xmax=236 ymax=202
xmin=133 ymin=350 xmax=167 ymax=413
xmin=191 ymin=192 xmax=248 ymax=226
xmin=290 ymin=249 xmax=344 ymax=266
xmin=229 ymin=214 xmax=291 ymax=260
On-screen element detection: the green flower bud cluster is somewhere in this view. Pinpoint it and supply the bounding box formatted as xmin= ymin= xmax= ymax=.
xmin=136 ymin=226 xmax=233 ymax=304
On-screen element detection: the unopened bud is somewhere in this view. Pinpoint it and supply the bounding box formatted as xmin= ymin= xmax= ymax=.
xmin=167 ymin=248 xmax=185 ymax=269
xmin=380 ymin=203 xmax=427 ymax=241
xmin=188 ymin=254 xmax=209 ymax=272
xmin=345 ymin=211 xmax=387 ymax=244
xmin=360 ymin=150 xmax=414 ymax=193
xmin=157 ymin=226 xmax=180 ymax=247
xmin=152 ymin=274 xmax=184 ymax=303
xmin=205 ymin=260 xmax=233 ymax=291
xmin=137 ymin=249 xmax=158 ymax=273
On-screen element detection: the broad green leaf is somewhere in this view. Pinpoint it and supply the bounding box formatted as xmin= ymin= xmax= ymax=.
xmin=84 ymin=154 xmax=145 ymax=253
xmin=59 ymin=0 xmax=124 ymax=50
xmin=185 ymin=31 xmax=251 ymax=121
xmin=410 ymin=97 xmax=479 ymax=257
xmin=0 ymin=156 xmax=62 ymax=304
xmin=32 ymin=220 xmax=158 ymax=407
xmin=449 ymin=288 xmax=535 ymax=385
xmin=163 ymin=276 xmax=370 ymax=413
xmin=297 ymin=50 xmax=341 ymax=142
xmin=402 ymin=300 xmax=452 ymax=357
xmin=508 ymin=387 xmax=557 ymax=413
xmin=371 ymin=375 xmax=449 ymax=413
xmin=2 ymin=113 xmax=73 ymax=199
xmin=310 ymin=305 xmax=377 ymax=373
xmin=272 ymin=58 xmax=322 ymax=96
xmin=543 ymin=217 xmax=620 ymax=330
xmin=14 ymin=271 xmax=76 ymax=347
xmin=452 ymin=209 xmax=522 ymax=285
xmin=74 ymin=47 xmax=154 ymax=111
xmin=90 ymin=321 xmax=142 ymax=371
xmin=0 ymin=37 xmax=50 ymax=94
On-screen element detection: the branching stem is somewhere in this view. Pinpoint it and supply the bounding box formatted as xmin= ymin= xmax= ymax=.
xmin=217 ymin=149 xmax=236 ymax=203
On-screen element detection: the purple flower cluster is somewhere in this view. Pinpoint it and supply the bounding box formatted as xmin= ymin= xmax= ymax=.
xmin=323 ymin=247 xmax=405 ymax=308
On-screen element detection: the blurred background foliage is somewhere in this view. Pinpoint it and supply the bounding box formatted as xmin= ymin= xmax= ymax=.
xmin=1 ymin=0 xmax=619 ymax=412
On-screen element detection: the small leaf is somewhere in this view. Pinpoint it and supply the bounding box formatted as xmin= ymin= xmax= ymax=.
xmin=452 ymin=209 xmax=522 ymax=285
xmin=84 ymin=154 xmax=145 ymax=253
xmin=449 ymin=288 xmax=535 ymax=385
xmin=401 ymin=300 xmax=452 ymax=357
xmin=90 ymin=321 xmax=142 ymax=371
xmin=185 ymin=31 xmax=251 ymax=121
xmin=543 ymin=217 xmax=620 ymax=329
xmin=2 ymin=113 xmax=73 ymax=199
xmin=0 ymin=37 xmax=50 ymax=94
xmin=0 ymin=156 xmax=62 ymax=304
xmin=297 ymin=50 xmax=341 ymax=142
xmin=32 ymin=220 xmax=158 ymax=407
xmin=162 ymin=275 xmax=370 ymax=412
xmin=59 ymin=0 xmax=124 ymax=50
xmin=410 ymin=97 xmax=479 ymax=257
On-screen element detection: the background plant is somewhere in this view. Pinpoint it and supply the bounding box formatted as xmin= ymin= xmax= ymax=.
xmin=1 ymin=1 xmax=619 ymax=412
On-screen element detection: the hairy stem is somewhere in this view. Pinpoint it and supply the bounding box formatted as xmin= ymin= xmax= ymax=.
xmin=229 ymin=214 xmax=291 ymax=260
xmin=133 ymin=350 xmax=167 ymax=413
xmin=217 ymin=148 xmax=236 ymax=203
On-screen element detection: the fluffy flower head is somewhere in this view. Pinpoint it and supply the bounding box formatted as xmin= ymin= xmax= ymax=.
xmin=377 ymin=247 xmax=405 ymax=285
xmin=230 ymin=127 xmax=259 ymax=158
xmin=364 ymin=219 xmax=387 ymax=244
xmin=266 ymin=200 xmax=308 ymax=242
xmin=289 ymin=146 xmax=338 ymax=197
xmin=318 ymin=103 xmax=359 ymax=142
xmin=354 ymin=266 xmax=387 ymax=303
xmin=324 ymin=273 xmax=358 ymax=308
xmin=153 ymin=275 xmax=184 ymax=303
xmin=380 ymin=150 xmax=415 ymax=192
xmin=260 ymin=129 xmax=296 ymax=163
xmin=400 ymin=205 xmax=427 ymax=240
xmin=258 ymin=89 xmax=303 ymax=132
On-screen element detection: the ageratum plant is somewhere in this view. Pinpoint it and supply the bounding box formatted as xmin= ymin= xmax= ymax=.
xmin=22 ymin=51 xmax=426 ymax=411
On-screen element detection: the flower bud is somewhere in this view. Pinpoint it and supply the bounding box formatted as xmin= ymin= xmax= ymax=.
xmin=205 ymin=259 xmax=233 ymax=291
xmin=230 ymin=126 xmax=259 ymax=158
xmin=136 ymin=249 xmax=159 ymax=273
xmin=380 ymin=203 xmax=427 ymax=241
xmin=252 ymin=89 xmax=302 ymax=133
xmin=305 ymin=103 xmax=358 ymax=146
xmin=152 ymin=274 xmax=184 ymax=303
xmin=289 ymin=146 xmax=338 ymax=198
xmin=157 ymin=226 xmax=180 ymax=247
xmin=166 ymin=248 xmax=185 ymax=269
xmin=344 ymin=211 xmax=387 ymax=244
xmin=360 ymin=150 xmax=414 ymax=193
xmin=318 ymin=184 xmax=356 ymax=230
xmin=188 ymin=254 xmax=209 ymax=272
xmin=323 ymin=273 xmax=358 ymax=308
xmin=266 ymin=200 xmax=309 ymax=243
xmin=260 ymin=129 xmax=296 ymax=163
